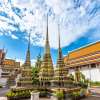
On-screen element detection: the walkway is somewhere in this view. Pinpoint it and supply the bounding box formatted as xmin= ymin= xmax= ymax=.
xmin=82 ymin=96 xmax=100 ymax=100
xmin=0 ymin=87 xmax=10 ymax=96
xmin=0 ymin=87 xmax=10 ymax=100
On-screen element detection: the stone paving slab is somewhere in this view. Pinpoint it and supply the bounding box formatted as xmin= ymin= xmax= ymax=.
xmin=25 ymin=98 xmax=51 ymax=100
xmin=0 ymin=97 xmax=51 ymax=100
xmin=82 ymin=96 xmax=100 ymax=100
xmin=0 ymin=97 xmax=7 ymax=100
xmin=2 ymin=97 xmax=100 ymax=100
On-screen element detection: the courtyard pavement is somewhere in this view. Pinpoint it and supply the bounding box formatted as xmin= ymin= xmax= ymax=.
xmin=0 ymin=87 xmax=9 ymax=100
xmin=0 ymin=87 xmax=10 ymax=97
xmin=0 ymin=97 xmax=7 ymax=100
xmin=0 ymin=96 xmax=100 ymax=100
xmin=82 ymin=96 xmax=100 ymax=100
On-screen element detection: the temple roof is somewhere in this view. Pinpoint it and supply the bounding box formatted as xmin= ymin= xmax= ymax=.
xmin=64 ymin=41 xmax=100 ymax=60
xmin=64 ymin=41 xmax=100 ymax=67
xmin=2 ymin=59 xmax=16 ymax=66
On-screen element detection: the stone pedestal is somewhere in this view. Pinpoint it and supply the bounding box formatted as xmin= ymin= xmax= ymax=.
xmin=31 ymin=91 xmax=39 ymax=100
xmin=51 ymin=96 xmax=58 ymax=100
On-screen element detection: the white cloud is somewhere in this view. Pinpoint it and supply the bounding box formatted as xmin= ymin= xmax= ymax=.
xmin=16 ymin=59 xmax=24 ymax=65
xmin=16 ymin=58 xmax=36 ymax=66
xmin=31 ymin=59 xmax=36 ymax=66
xmin=11 ymin=34 xmax=18 ymax=39
xmin=0 ymin=0 xmax=100 ymax=48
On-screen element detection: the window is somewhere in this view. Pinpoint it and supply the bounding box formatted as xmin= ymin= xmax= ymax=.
xmin=91 ymin=63 xmax=96 ymax=68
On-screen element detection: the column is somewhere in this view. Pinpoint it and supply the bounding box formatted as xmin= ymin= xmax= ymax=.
xmin=75 ymin=67 xmax=80 ymax=82
xmin=97 ymin=63 xmax=100 ymax=73
xmin=31 ymin=92 xmax=39 ymax=100
xmin=39 ymin=79 xmax=41 ymax=87
xmin=99 ymin=63 xmax=100 ymax=76
xmin=51 ymin=96 xmax=58 ymax=100
xmin=88 ymin=64 xmax=91 ymax=87
xmin=43 ymin=80 xmax=45 ymax=87
xmin=96 ymin=63 xmax=100 ymax=81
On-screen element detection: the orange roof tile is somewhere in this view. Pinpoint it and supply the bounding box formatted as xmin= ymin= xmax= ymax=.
xmin=64 ymin=41 xmax=100 ymax=60
xmin=3 ymin=59 xmax=15 ymax=66
xmin=64 ymin=41 xmax=100 ymax=66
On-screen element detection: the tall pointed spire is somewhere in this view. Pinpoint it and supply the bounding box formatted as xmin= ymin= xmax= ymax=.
xmin=53 ymin=24 xmax=68 ymax=87
xmin=28 ymin=32 xmax=30 ymax=52
xmin=39 ymin=14 xmax=54 ymax=87
xmin=45 ymin=14 xmax=50 ymax=54
xmin=17 ymin=33 xmax=33 ymax=87
xmin=58 ymin=24 xmax=62 ymax=59
xmin=56 ymin=24 xmax=64 ymax=67
xmin=46 ymin=14 xmax=48 ymax=43
xmin=24 ymin=33 xmax=31 ymax=68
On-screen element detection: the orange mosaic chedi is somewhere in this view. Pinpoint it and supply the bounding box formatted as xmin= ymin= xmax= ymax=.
xmin=64 ymin=41 xmax=100 ymax=68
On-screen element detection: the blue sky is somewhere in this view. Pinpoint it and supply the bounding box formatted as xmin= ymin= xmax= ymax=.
xmin=0 ymin=0 xmax=100 ymax=65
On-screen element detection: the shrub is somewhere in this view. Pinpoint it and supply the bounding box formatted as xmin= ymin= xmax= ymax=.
xmin=91 ymin=81 xmax=100 ymax=86
xmin=0 ymin=84 xmax=2 ymax=88
xmin=69 ymin=89 xmax=87 ymax=100
xmin=54 ymin=90 xmax=64 ymax=100
xmin=39 ymin=91 xmax=48 ymax=97
xmin=6 ymin=89 xmax=31 ymax=99
xmin=79 ymin=82 xmax=88 ymax=88
xmin=6 ymin=91 xmax=15 ymax=97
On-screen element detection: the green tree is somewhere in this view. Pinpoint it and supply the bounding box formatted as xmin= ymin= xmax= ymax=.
xmin=80 ymin=73 xmax=86 ymax=83
xmin=75 ymin=69 xmax=81 ymax=82
xmin=32 ymin=67 xmax=39 ymax=85
xmin=75 ymin=69 xmax=86 ymax=83
xmin=32 ymin=53 xmax=42 ymax=86
xmin=35 ymin=53 xmax=42 ymax=70
xmin=69 ymin=74 xmax=74 ymax=81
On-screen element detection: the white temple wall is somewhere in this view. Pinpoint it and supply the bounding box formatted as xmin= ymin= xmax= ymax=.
xmin=81 ymin=68 xmax=100 ymax=81
xmin=0 ymin=78 xmax=7 ymax=86
xmin=81 ymin=64 xmax=100 ymax=81
xmin=68 ymin=64 xmax=100 ymax=82
xmin=0 ymin=68 xmax=7 ymax=86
